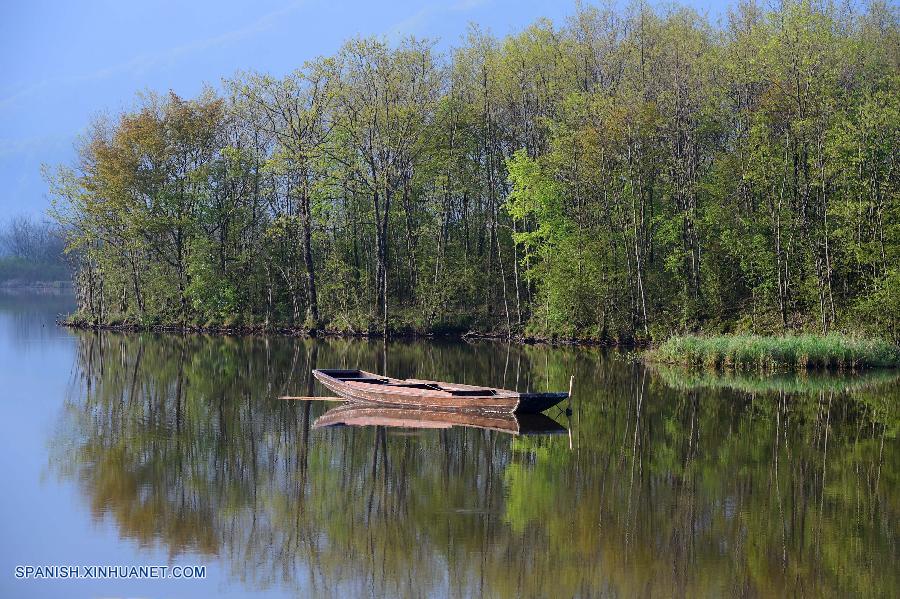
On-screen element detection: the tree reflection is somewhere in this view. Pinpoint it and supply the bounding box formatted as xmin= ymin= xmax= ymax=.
xmin=53 ymin=332 xmax=898 ymax=597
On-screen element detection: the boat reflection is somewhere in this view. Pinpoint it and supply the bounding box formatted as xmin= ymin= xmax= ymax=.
xmin=313 ymin=403 xmax=568 ymax=436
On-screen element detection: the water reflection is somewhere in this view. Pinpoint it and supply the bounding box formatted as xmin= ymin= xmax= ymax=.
xmin=0 ymin=291 xmax=74 ymax=348
xmin=649 ymin=362 xmax=900 ymax=394
xmin=53 ymin=330 xmax=898 ymax=597
xmin=313 ymin=404 xmax=568 ymax=436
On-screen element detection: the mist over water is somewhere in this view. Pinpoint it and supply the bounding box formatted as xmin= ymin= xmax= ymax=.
xmin=1 ymin=294 xmax=897 ymax=598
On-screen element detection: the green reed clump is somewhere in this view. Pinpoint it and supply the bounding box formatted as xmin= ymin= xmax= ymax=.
xmin=649 ymin=334 xmax=900 ymax=371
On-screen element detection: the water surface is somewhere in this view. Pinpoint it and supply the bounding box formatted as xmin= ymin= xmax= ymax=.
xmin=1 ymin=294 xmax=897 ymax=597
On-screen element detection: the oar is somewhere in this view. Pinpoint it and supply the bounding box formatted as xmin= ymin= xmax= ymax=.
xmin=278 ymin=395 xmax=345 ymax=401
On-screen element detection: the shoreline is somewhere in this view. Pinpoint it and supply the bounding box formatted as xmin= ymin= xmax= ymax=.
xmin=58 ymin=320 xmax=900 ymax=371
xmin=56 ymin=317 xmax=633 ymax=348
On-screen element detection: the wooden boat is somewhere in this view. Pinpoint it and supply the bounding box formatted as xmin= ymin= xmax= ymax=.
xmin=313 ymin=404 xmax=567 ymax=436
xmin=312 ymin=368 xmax=568 ymax=414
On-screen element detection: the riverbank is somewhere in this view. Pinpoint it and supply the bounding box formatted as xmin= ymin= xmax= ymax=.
xmin=59 ymin=316 xmax=900 ymax=370
xmin=58 ymin=314 xmax=630 ymax=346
xmin=647 ymin=334 xmax=900 ymax=371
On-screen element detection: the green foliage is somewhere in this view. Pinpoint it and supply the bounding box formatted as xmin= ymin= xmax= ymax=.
xmin=185 ymin=237 xmax=237 ymax=320
xmin=855 ymin=268 xmax=900 ymax=339
xmin=47 ymin=1 xmax=900 ymax=341
xmin=649 ymin=334 xmax=900 ymax=371
xmin=502 ymin=1 xmax=900 ymax=341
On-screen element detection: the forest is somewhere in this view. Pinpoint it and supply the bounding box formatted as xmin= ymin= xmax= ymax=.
xmin=47 ymin=0 xmax=900 ymax=342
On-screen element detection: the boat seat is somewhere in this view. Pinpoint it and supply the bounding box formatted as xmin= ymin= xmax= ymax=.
xmin=384 ymin=382 xmax=442 ymax=390
xmin=339 ymin=377 xmax=390 ymax=384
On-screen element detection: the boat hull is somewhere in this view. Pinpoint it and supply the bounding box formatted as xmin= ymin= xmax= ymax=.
xmin=312 ymin=369 xmax=567 ymax=414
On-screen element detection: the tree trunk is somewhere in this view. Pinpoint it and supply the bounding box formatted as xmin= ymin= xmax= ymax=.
xmin=300 ymin=189 xmax=319 ymax=327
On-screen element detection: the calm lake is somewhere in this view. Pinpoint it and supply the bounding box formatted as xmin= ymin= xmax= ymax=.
xmin=1 ymin=293 xmax=897 ymax=598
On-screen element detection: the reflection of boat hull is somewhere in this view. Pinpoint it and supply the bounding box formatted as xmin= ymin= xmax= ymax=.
xmin=313 ymin=404 xmax=567 ymax=436
xmin=312 ymin=369 xmax=568 ymax=414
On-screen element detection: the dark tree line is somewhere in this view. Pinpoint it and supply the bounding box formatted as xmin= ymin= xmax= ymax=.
xmin=48 ymin=0 xmax=900 ymax=340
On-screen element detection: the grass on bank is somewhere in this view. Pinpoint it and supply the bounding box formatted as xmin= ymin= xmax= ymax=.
xmin=648 ymin=334 xmax=900 ymax=371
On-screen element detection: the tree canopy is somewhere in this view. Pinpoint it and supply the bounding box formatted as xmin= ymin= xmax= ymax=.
xmin=48 ymin=0 xmax=900 ymax=341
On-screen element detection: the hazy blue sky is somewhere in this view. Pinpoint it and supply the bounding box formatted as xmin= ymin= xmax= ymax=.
xmin=0 ymin=0 xmax=727 ymax=218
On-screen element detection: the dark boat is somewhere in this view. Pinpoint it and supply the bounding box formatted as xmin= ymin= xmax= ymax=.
xmin=313 ymin=404 xmax=568 ymax=435
xmin=312 ymin=369 xmax=568 ymax=414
